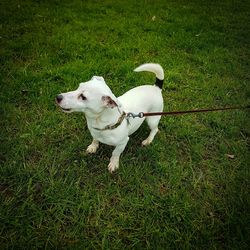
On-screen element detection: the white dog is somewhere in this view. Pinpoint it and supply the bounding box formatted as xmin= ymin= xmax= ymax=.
xmin=56 ymin=63 xmax=164 ymax=172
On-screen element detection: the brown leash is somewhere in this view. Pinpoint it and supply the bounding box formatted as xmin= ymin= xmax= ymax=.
xmin=92 ymin=106 xmax=249 ymax=131
xmin=127 ymin=105 xmax=250 ymax=119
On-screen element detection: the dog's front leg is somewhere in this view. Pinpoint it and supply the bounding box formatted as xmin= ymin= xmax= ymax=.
xmin=108 ymin=137 xmax=129 ymax=173
xmin=86 ymin=139 xmax=99 ymax=154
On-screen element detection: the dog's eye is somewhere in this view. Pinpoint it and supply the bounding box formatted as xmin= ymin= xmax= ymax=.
xmin=79 ymin=94 xmax=86 ymax=100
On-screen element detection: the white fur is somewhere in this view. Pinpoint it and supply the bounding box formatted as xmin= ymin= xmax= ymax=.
xmin=56 ymin=63 xmax=164 ymax=172
xmin=134 ymin=63 xmax=164 ymax=80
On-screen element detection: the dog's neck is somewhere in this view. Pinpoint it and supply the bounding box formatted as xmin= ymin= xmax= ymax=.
xmin=85 ymin=106 xmax=124 ymax=131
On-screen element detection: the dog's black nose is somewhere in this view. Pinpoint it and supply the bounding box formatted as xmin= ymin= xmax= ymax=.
xmin=56 ymin=94 xmax=63 ymax=103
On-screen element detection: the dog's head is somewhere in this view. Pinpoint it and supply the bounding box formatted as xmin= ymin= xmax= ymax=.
xmin=56 ymin=76 xmax=121 ymax=114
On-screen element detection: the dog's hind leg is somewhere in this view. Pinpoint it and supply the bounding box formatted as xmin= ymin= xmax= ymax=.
xmin=86 ymin=139 xmax=99 ymax=154
xmin=142 ymin=116 xmax=161 ymax=146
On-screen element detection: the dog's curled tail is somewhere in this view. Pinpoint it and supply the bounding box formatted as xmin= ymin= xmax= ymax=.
xmin=134 ymin=63 xmax=164 ymax=89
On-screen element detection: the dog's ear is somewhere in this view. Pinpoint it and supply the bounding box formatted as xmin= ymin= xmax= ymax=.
xmin=102 ymin=96 xmax=118 ymax=109
xmin=92 ymin=76 xmax=104 ymax=82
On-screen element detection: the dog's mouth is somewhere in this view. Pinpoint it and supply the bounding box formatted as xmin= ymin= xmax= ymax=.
xmin=61 ymin=107 xmax=72 ymax=113
xmin=55 ymin=99 xmax=72 ymax=113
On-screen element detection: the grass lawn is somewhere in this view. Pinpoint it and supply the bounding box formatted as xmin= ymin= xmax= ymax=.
xmin=1 ymin=0 xmax=249 ymax=248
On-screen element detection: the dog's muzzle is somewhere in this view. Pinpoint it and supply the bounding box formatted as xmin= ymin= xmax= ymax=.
xmin=56 ymin=95 xmax=72 ymax=112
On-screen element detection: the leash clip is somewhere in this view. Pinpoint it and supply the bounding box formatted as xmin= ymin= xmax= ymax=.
xmin=126 ymin=112 xmax=144 ymax=119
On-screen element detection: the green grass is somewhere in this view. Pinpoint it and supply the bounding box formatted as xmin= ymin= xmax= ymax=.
xmin=1 ymin=0 xmax=249 ymax=248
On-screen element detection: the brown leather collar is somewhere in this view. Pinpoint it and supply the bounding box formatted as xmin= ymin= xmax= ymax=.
xmin=93 ymin=112 xmax=127 ymax=131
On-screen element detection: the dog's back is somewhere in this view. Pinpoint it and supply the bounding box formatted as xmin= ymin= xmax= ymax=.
xmin=118 ymin=63 xmax=164 ymax=136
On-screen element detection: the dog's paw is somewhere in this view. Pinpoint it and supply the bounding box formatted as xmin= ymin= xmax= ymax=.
xmin=142 ymin=138 xmax=152 ymax=146
xmin=108 ymin=159 xmax=119 ymax=173
xmin=86 ymin=144 xmax=98 ymax=154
